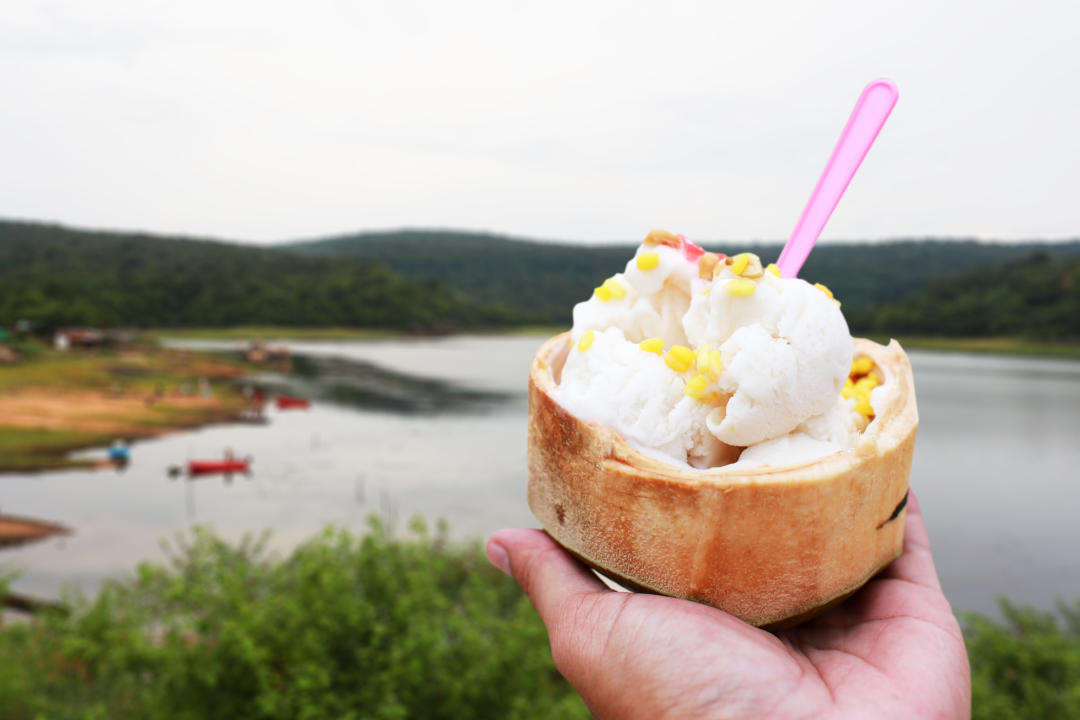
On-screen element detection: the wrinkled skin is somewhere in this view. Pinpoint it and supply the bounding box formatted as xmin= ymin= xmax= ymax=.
xmin=486 ymin=493 xmax=970 ymax=720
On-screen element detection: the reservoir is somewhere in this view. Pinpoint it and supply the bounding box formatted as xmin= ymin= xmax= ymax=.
xmin=2 ymin=335 xmax=1078 ymax=618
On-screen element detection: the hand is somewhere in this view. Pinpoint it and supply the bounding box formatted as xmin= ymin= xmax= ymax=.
xmin=486 ymin=492 xmax=971 ymax=719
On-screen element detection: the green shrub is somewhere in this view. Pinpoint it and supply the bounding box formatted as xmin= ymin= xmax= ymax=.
xmin=6 ymin=522 xmax=1080 ymax=719
xmin=965 ymin=599 xmax=1080 ymax=719
xmin=0 ymin=518 xmax=589 ymax=720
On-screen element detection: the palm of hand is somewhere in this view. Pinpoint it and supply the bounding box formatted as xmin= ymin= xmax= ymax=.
xmin=487 ymin=493 xmax=971 ymax=719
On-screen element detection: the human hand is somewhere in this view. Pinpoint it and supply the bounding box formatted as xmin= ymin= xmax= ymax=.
xmin=486 ymin=492 xmax=970 ymax=719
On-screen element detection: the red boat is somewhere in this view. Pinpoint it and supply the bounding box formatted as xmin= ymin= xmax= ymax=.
xmin=187 ymin=459 xmax=250 ymax=475
xmin=275 ymin=395 xmax=310 ymax=410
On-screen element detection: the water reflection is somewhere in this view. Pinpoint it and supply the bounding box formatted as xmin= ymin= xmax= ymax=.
xmin=255 ymin=353 xmax=514 ymax=415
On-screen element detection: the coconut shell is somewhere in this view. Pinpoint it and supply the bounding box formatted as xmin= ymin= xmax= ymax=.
xmin=527 ymin=332 xmax=918 ymax=628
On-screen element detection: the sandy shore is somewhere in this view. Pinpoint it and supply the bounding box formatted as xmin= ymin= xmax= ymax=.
xmin=0 ymin=346 xmax=252 ymax=472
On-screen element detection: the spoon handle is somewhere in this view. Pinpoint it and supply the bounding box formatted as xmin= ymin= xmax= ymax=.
xmin=776 ymin=79 xmax=898 ymax=278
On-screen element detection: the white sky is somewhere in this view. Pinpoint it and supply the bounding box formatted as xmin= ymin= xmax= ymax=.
xmin=2 ymin=0 xmax=1078 ymax=245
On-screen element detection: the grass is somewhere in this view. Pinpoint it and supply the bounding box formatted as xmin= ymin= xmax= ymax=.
xmin=148 ymin=326 xmax=411 ymax=341
xmin=869 ymin=336 xmax=1080 ymax=359
xmin=0 ymin=428 xmax=107 ymax=470
xmin=151 ymin=325 xmax=571 ymax=341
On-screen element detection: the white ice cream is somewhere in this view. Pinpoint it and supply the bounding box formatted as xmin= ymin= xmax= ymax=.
xmin=554 ymin=327 xmax=729 ymax=468
xmin=555 ymin=233 xmax=868 ymax=469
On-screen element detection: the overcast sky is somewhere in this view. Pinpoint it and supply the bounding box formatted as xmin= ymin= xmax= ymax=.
xmin=2 ymin=0 xmax=1078 ymax=245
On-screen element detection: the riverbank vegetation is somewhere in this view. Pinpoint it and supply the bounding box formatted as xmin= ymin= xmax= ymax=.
xmin=0 ymin=342 xmax=250 ymax=471
xmin=0 ymin=522 xmax=1075 ymax=719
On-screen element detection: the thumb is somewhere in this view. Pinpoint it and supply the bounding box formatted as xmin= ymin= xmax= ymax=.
xmin=486 ymin=528 xmax=607 ymax=628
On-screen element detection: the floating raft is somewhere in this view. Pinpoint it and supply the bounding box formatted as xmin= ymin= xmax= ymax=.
xmin=0 ymin=514 xmax=70 ymax=549
xmin=187 ymin=459 xmax=250 ymax=475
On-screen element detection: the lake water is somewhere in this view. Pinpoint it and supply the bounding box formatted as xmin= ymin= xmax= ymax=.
xmin=2 ymin=335 xmax=1079 ymax=618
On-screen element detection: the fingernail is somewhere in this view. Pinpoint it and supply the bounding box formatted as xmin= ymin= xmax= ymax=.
xmin=486 ymin=540 xmax=510 ymax=575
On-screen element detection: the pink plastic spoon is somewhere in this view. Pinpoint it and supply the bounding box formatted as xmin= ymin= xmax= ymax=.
xmin=775 ymin=79 xmax=898 ymax=278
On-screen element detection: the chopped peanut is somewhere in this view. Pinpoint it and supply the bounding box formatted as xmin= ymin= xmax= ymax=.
xmin=643 ymin=229 xmax=681 ymax=248
xmin=698 ymin=253 xmax=720 ymax=280
xmin=740 ymin=254 xmax=764 ymax=279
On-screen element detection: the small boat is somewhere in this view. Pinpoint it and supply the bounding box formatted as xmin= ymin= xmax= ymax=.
xmin=0 ymin=514 xmax=71 ymax=549
xmin=187 ymin=459 xmax=251 ymax=475
xmin=275 ymin=395 xmax=310 ymax=410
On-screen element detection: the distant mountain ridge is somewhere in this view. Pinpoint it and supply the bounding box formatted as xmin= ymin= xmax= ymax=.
xmin=283 ymin=229 xmax=1080 ymax=330
xmin=0 ymin=221 xmax=533 ymax=330
xmin=2 ymin=220 xmax=1078 ymax=337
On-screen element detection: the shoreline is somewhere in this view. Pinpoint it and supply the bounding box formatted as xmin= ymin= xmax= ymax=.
xmin=867 ymin=335 xmax=1080 ymax=360
xmin=0 ymin=344 xmax=254 ymax=473
xmin=152 ymin=326 xmax=1080 ymax=359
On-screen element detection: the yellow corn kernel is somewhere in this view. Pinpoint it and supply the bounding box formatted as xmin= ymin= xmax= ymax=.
xmin=766 ymin=263 xmax=782 ymax=277
xmin=639 ymin=337 xmax=664 ymax=355
xmin=841 ymin=378 xmax=855 ymax=399
xmin=730 ymin=252 xmax=749 ymax=276
xmin=855 ymin=375 xmax=879 ymax=393
xmin=854 ymin=398 xmax=874 ymax=417
xmin=636 ymin=252 xmax=660 ymax=271
xmin=695 ymin=346 xmax=712 ymax=373
xmin=577 ymin=330 xmax=595 ymax=352
xmin=725 ymin=278 xmax=757 ymax=296
xmin=601 ymin=277 xmax=626 ymax=299
xmin=695 ymin=347 xmax=724 ymax=381
xmin=708 ymin=350 xmax=723 ymax=379
xmin=664 ymin=345 xmax=694 ymax=373
xmin=814 ymin=282 xmax=834 ymax=299
xmin=593 ymin=285 xmax=613 ymax=302
xmin=850 ymin=356 xmax=874 ymax=376
xmin=684 ymin=374 xmax=709 ymax=399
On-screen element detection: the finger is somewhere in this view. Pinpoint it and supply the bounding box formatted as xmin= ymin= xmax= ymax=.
xmin=486 ymin=528 xmax=607 ymax=624
xmin=880 ymin=490 xmax=944 ymax=591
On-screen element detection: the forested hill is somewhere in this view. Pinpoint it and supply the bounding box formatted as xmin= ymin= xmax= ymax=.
xmin=3 ymin=220 xmax=1079 ymax=337
xmin=854 ymin=252 xmax=1080 ymax=339
xmin=0 ymin=222 xmax=534 ymax=330
xmin=285 ymin=230 xmax=1080 ymax=333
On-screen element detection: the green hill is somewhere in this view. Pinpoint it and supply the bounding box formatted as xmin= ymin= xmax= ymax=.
xmin=3 ymin=220 xmax=1079 ymax=339
xmin=284 ymin=229 xmax=1080 ymax=332
xmin=0 ymin=222 xmax=535 ymax=331
xmin=859 ymin=252 xmax=1080 ymax=339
